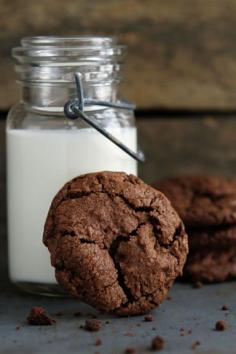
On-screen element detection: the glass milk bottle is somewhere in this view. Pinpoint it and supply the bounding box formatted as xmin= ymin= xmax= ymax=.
xmin=6 ymin=36 xmax=137 ymax=295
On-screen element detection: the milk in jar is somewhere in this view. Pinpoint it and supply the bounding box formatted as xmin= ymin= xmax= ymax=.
xmin=7 ymin=36 xmax=138 ymax=295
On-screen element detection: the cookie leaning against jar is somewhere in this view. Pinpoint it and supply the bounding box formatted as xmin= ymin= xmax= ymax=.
xmin=43 ymin=171 xmax=188 ymax=316
xmin=155 ymin=176 xmax=236 ymax=283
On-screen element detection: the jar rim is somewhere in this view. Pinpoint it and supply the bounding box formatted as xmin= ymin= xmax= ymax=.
xmin=21 ymin=35 xmax=116 ymax=47
xmin=12 ymin=35 xmax=125 ymax=63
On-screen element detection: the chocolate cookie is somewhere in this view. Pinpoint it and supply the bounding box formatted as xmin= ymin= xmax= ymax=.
xmin=185 ymin=248 xmax=236 ymax=283
xmin=44 ymin=171 xmax=188 ymax=316
xmin=155 ymin=175 xmax=236 ymax=283
xmin=188 ymin=225 xmax=236 ymax=251
xmin=156 ymin=176 xmax=236 ymax=227
xmin=184 ymin=225 xmax=236 ymax=282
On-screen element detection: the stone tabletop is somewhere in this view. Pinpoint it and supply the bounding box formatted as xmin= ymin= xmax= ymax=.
xmin=1 ymin=281 xmax=236 ymax=354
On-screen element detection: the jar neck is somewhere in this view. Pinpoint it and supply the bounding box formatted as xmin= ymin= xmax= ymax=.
xmin=13 ymin=36 xmax=124 ymax=113
xmin=21 ymin=81 xmax=119 ymax=113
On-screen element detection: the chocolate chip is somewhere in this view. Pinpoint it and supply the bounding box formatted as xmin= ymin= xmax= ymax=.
xmin=27 ymin=307 xmax=56 ymax=326
xmin=221 ymin=305 xmax=229 ymax=311
xmin=84 ymin=319 xmax=101 ymax=332
xmin=151 ymin=336 xmax=164 ymax=350
xmin=144 ymin=314 xmax=153 ymax=322
xmin=215 ymin=320 xmax=227 ymax=331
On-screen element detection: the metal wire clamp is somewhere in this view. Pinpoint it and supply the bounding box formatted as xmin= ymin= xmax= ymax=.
xmin=64 ymin=73 xmax=145 ymax=163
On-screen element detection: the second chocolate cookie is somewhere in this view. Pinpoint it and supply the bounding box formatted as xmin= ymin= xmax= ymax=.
xmin=156 ymin=175 xmax=236 ymax=283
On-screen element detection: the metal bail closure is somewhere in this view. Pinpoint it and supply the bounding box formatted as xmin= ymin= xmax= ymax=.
xmin=64 ymin=73 xmax=145 ymax=163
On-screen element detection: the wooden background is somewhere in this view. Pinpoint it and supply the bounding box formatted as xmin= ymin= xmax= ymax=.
xmin=2 ymin=0 xmax=236 ymax=110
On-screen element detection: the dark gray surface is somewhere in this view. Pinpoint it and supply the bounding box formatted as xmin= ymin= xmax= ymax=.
xmin=1 ymin=282 xmax=236 ymax=354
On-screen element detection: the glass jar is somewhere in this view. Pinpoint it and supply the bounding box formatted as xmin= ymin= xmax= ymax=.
xmin=6 ymin=36 xmax=137 ymax=295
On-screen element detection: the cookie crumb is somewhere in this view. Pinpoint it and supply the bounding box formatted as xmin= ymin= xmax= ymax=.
xmin=144 ymin=314 xmax=153 ymax=322
xmin=221 ymin=305 xmax=229 ymax=311
xmin=105 ymin=320 xmax=110 ymax=324
xmin=15 ymin=326 xmax=20 ymax=330
xmin=191 ymin=341 xmax=200 ymax=350
xmin=215 ymin=320 xmax=227 ymax=331
xmin=124 ymin=332 xmax=134 ymax=337
xmin=124 ymin=348 xmax=136 ymax=354
xmin=192 ymin=281 xmax=203 ymax=289
xmin=95 ymin=338 xmax=102 ymax=346
xmin=27 ymin=307 xmax=56 ymax=326
xmin=166 ymin=296 xmax=172 ymax=301
xmin=151 ymin=336 xmax=164 ymax=350
xmin=84 ymin=319 xmax=101 ymax=332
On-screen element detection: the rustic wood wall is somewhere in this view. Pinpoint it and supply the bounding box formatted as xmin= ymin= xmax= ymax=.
xmin=2 ymin=0 xmax=236 ymax=110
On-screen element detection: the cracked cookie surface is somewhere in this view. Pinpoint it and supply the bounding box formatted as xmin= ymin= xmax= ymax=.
xmin=156 ymin=176 xmax=236 ymax=227
xmin=43 ymin=171 xmax=188 ymax=316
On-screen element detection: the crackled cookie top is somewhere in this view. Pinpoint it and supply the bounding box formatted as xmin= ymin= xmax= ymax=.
xmin=43 ymin=171 xmax=188 ymax=316
xmin=156 ymin=176 xmax=236 ymax=227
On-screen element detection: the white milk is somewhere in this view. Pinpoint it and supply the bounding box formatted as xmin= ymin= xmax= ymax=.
xmin=7 ymin=127 xmax=137 ymax=284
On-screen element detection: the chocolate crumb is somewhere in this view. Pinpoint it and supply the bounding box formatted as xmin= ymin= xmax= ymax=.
xmin=193 ymin=281 xmax=203 ymax=289
xmin=124 ymin=348 xmax=136 ymax=354
xmin=151 ymin=336 xmax=164 ymax=350
xmin=221 ymin=305 xmax=229 ymax=311
xmin=191 ymin=341 xmax=200 ymax=350
xmin=15 ymin=326 xmax=20 ymax=330
xmin=166 ymin=296 xmax=172 ymax=301
xmin=124 ymin=332 xmax=134 ymax=337
xmin=152 ymin=327 xmax=156 ymax=331
xmin=188 ymin=330 xmax=192 ymax=335
xmin=144 ymin=314 xmax=153 ymax=322
xmin=215 ymin=320 xmax=227 ymax=331
xmin=95 ymin=338 xmax=102 ymax=346
xmin=84 ymin=319 xmax=101 ymax=332
xmin=74 ymin=311 xmax=82 ymax=317
xmin=27 ymin=307 xmax=56 ymax=326
xmin=105 ymin=320 xmax=110 ymax=324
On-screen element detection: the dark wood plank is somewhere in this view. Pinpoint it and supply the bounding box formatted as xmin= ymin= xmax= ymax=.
xmin=2 ymin=1 xmax=236 ymax=110
xmin=138 ymin=116 xmax=236 ymax=183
